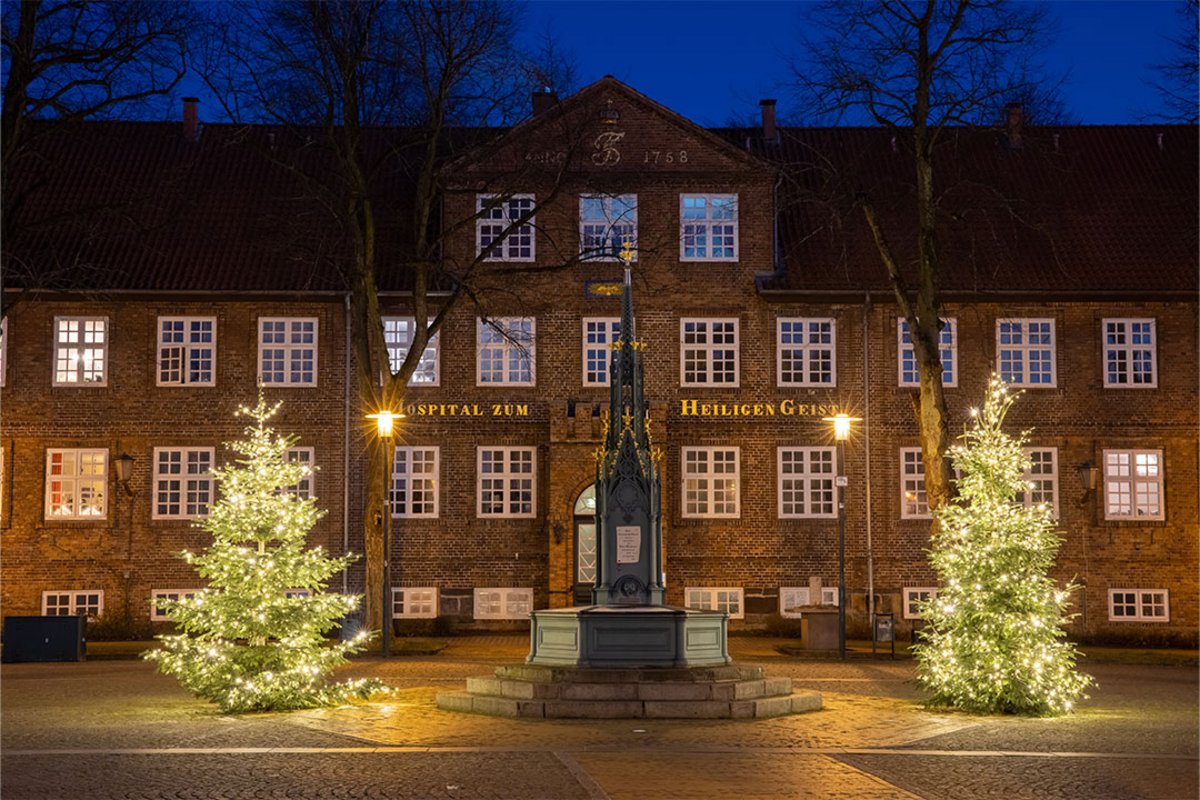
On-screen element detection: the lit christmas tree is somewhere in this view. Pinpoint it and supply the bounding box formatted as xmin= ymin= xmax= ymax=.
xmin=146 ymin=396 xmax=381 ymax=713
xmin=914 ymin=376 xmax=1093 ymax=716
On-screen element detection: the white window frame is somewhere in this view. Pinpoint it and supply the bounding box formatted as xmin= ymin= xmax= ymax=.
xmin=152 ymin=447 xmax=215 ymax=520
xmin=477 ymin=446 xmax=536 ymax=518
xmin=679 ymin=194 xmax=738 ymax=262
xmin=285 ymin=446 xmax=315 ymax=500
xmin=477 ymin=317 xmax=536 ymax=386
xmin=996 ymin=318 xmax=1057 ymax=387
xmin=156 ymin=316 xmax=216 ymax=386
xmin=150 ymin=589 xmax=199 ymax=621
xmin=473 ymin=587 xmax=533 ymax=620
xmin=777 ymin=447 xmax=836 ymax=519
xmin=476 ymin=193 xmax=535 ymax=262
xmin=1103 ymin=318 xmax=1157 ymax=388
xmin=53 ymin=316 xmax=108 ymax=386
xmin=681 ymin=446 xmax=740 ymax=519
xmin=1103 ymin=449 xmax=1165 ymax=521
xmin=0 ymin=316 xmax=7 ymax=387
xmin=1017 ymin=447 xmax=1059 ymax=518
xmin=777 ymin=318 xmax=836 ymax=386
xmin=1108 ymin=588 xmax=1169 ymax=622
xmin=45 ymin=448 xmax=108 ymax=519
xmin=383 ymin=317 xmax=440 ymax=386
xmin=778 ymin=586 xmax=839 ymax=618
xmin=392 ymin=446 xmax=439 ymax=518
xmin=392 ymin=587 xmax=439 ymax=619
xmin=900 ymin=447 xmax=930 ymax=519
xmin=902 ymin=587 xmax=939 ymax=620
xmin=580 ymin=194 xmax=637 ymax=261
xmin=685 ymin=587 xmax=744 ymax=619
xmin=42 ymin=590 xmax=104 ymax=617
xmin=582 ymin=318 xmax=621 ymax=386
xmin=680 ymin=318 xmax=739 ymax=387
xmin=898 ymin=317 xmax=957 ymax=388
xmin=258 ymin=317 xmax=318 ymax=386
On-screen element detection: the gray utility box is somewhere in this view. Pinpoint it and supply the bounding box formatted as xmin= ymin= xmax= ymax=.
xmin=2 ymin=615 xmax=86 ymax=662
xmin=798 ymin=607 xmax=840 ymax=650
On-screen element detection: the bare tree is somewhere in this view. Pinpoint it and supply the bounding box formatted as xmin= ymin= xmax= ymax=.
xmin=1149 ymin=0 xmax=1199 ymax=123
xmin=793 ymin=0 xmax=1056 ymax=514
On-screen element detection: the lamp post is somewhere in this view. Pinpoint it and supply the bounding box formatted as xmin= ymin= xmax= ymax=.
xmin=368 ymin=410 xmax=401 ymax=658
xmin=823 ymin=412 xmax=861 ymax=660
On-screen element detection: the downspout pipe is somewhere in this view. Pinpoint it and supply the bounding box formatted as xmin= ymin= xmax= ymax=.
xmin=863 ymin=292 xmax=875 ymax=621
xmin=343 ymin=292 xmax=352 ymax=594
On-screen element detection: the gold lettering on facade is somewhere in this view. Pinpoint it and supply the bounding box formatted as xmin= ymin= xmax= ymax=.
xmin=405 ymin=402 xmax=529 ymax=418
xmin=678 ymin=399 xmax=840 ymax=418
xmin=592 ymin=131 xmax=625 ymax=166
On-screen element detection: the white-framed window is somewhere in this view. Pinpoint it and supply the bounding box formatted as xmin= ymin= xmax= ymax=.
xmin=477 ymin=317 xmax=535 ymax=386
xmin=392 ymin=587 xmax=439 ymax=619
xmin=42 ymin=590 xmax=104 ymax=617
xmin=580 ymin=194 xmax=637 ymax=260
xmin=150 ymin=589 xmax=198 ymax=621
xmin=778 ymin=586 xmax=839 ymax=618
xmin=777 ymin=447 xmax=836 ymax=519
xmin=285 ymin=446 xmax=314 ymax=500
xmin=680 ymin=318 xmax=738 ymax=386
xmin=53 ymin=316 xmax=108 ymax=386
xmin=45 ymin=449 xmax=107 ymax=519
xmin=0 ymin=317 xmax=7 ymax=387
xmin=680 ymin=194 xmax=738 ymax=261
xmin=685 ymin=587 xmax=744 ymax=619
xmin=1016 ymin=447 xmax=1059 ymax=517
xmin=383 ymin=317 xmax=439 ymax=386
xmin=152 ymin=447 xmax=215 ymax=519
xmin=473 ymin=587 xmax=533 ymax=620
xmin=900 ymin=448 xmax=930 ymax=519
xmin=681 ymin=447 xmax=740 ymax=518
xmin=1108 ymin=589 xmax=1169 ymax=622
xmin=477 ymin=194 xmax=534 ymax=261
xmin=898 ymin=317 xmax=956 ymax=387
xmin=392 ymin=446 xmax=438 ymax=518
xmin=582 ymin=318 xmax=621 ymax=386
xmin=477 ymin=447 xmax=535 ymax=518
xmin=777 ymin=318 xmax=835 ymax=386
xmin=284 ymin=588 xmax=311 ymax=599
xmin=1104 ymin=319 xmax=1157 ymax=388
xmin=258 ymin=318 xmax=317 ymax=386
xmin=996 ymin=318 xmax=1056 ymax=387
xmin=902 ymin=587 xmax=939 ymax=620
xmin=1103 ymin=449 xmax=1164 ymax=520
xmin=157 ymin=317 xmax=216 ymax=386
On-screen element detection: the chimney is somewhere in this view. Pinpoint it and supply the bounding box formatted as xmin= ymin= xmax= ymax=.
xmin=1004 ymin=101 xmax=1023 ymax=149
xmin=532 ymin=87 xmax=558 ymax=116
xmin=182 ymin=97 xmax=200 ymax=143
xmin=759 ymin=98 xmax=778 ymax=144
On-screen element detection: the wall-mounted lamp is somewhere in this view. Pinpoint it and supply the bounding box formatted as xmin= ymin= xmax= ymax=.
xmin=1077 ymin=461 xmax=1100 ymax=505
xmin=553 ymin=521 xmax=564 ymax=545
xmin=115 ymin=453 xmax=135 ymax=496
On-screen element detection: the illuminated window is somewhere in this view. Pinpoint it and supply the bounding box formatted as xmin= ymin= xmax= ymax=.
xmin=685 ymin=587 xmax=744 ymax=619
xmin=778 ymin=318 xmax=835 ymax=386
xmin=682 ymin=447 xmax=740 ymax=518
xmin=1108 ymin=589 xmax=1169 ymax=622
xmin=778 ymin=586 xmax=838 ymax=618
xmin=582 ymin=318 xmax=621 ymax=386
xmin=580 ymin=194 xmax=637 ymax=260
xmin=900 ymin=448 xmax=930 ymax=519
xmin=996 ymin=318 xmax=1056 ymax=386
xmin=392 ymin=587 xmax=439 ymax=619
xmin=898 ymin=318 xmax=956 ymax=387
xmin=680 ymin=194 xmax=738 ymax=261
xmin=1015 ymin=448 xmax=1058 ymax=518
xmin=258 ymin=318 xmax=317 ymax=386
xmin=680 ymin=319 xmax=738 ymax=386
xmin=383 ymin=317 xmax=439 ymax=385
xmin=1103 ymin=319 xmax=1157 ymax=388
xmin=902 ymin=587 xmax=939 ymax=620
xmin=777 ymin=447 xmax=836 ymax=518
xmin=477 ymin=194 xmax=535 ymax=261
xmin=150 ymin=589 xmax=198 ymax=621
xmin=477 ymin=317 xmax=535 ymax=386
xmin=285 ymin=447 xmax=314 ymax=500
xmin=477 ymin=447 xmax=535 ymax=518
xmin=45 ymin=449 xmax=107 ymax=519
xmin=152 ymin=447 xmax=214 ymax=519
xmin=473 ymin=587 xmax=533 ymax=620
xmin=53 ymin=316 xmax=108 ymax=386
xmin=42 ymin=590 xmax=103 ymax=617
xmin=157 ymin=317 xmax=215 ymax=386
xmin=1103 ymin=449 xmax=1164 ymax=520
xmin=392 ymin=447 xmax=438 ymax=518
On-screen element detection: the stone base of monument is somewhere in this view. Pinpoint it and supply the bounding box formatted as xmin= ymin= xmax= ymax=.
xmin=435 ymin=605 xmax=822 ymax=719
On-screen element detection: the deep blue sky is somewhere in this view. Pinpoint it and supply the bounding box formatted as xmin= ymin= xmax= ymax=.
xmin=527 ymin=0 xmax=1191 ymax=125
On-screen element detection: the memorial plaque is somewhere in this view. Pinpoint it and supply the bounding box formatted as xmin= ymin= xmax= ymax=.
xmin=616 ymin=526 xmax=641 ymax=563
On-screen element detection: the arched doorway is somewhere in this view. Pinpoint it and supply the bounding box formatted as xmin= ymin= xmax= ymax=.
xmin=573 ymin=484 xmax=597 ymax=605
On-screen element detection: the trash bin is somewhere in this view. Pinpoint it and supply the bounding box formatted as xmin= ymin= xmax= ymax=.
xmin=2 ymin=615 xmax=86 ymax=662
xmin=797 ymin=606 xmax=839 ymax=650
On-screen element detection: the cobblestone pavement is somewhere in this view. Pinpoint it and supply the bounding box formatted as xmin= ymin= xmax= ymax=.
xmin=2 ymin=636 xmax=1196 ymax=799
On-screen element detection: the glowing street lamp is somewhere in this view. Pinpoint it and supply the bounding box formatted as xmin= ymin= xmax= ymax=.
xmin=367 ymin=409 xmax=404 ymax=658
xmin=822 ymin=412 xmax=861 ymax=660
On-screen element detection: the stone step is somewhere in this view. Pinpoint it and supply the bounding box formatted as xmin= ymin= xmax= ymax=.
xmin=435 ymin=689 xmax=823 ymax=720
xmin=494 ymin=664 xmax=765 ymax=684
xmin=465 ymin=674 xmax=794 ymax=702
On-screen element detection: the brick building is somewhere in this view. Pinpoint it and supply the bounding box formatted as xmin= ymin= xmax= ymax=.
xmin=2 ymin=78 xmax=1196 ymax=643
